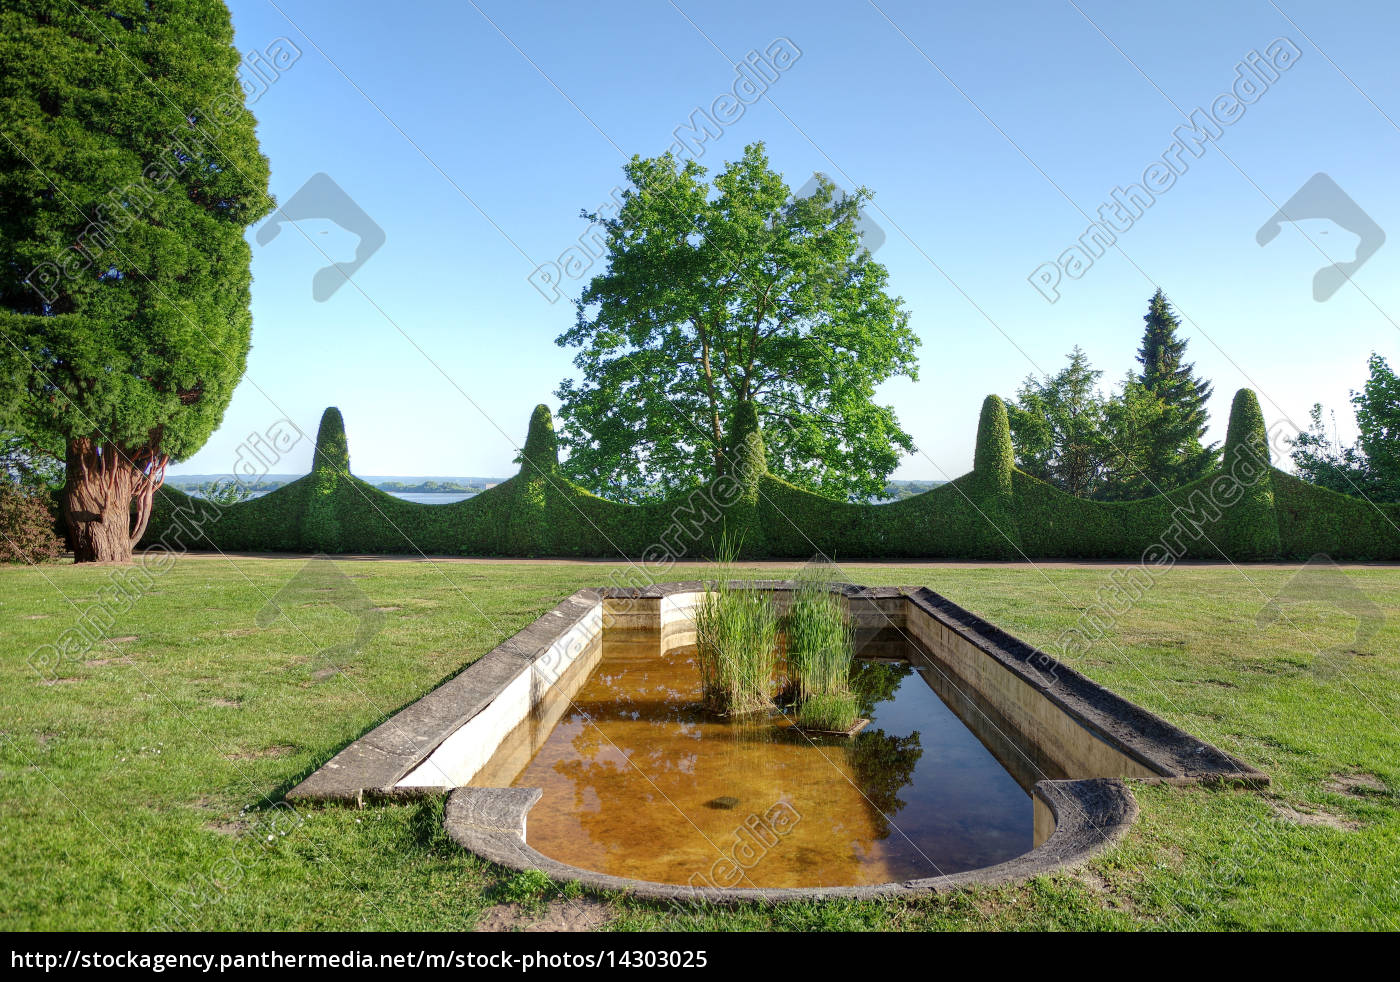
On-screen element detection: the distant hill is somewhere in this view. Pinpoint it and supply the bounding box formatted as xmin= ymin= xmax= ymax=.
xmin=164 ymin=474 xmax=511 ymax=494
xmin=879 ymin=480 xmax=946 ymax=501
xmin=164 ymin=474 xmax=941 ymax=501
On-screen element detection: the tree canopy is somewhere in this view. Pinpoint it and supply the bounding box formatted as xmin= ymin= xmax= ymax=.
xmin=1006 ymin=346 xmax=1107 ymax=498
xmin=1290 ymin=353 xmax=1400 ymax=502
xmin=1132 ymin=289 xmax=1216 ymax=490
xmin=1005 ymin=291 xmax=1220 ymax=500
xmin=0 ymin=0 xmax=272 ymax=560
xmin=554 ymin=142 xmax=919 ymax=502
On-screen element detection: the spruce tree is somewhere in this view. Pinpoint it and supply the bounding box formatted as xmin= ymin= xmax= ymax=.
xmin=0 ymin=1 xmax=272 ymax=561
xmin=1133 ymin=289 xmax=1217 ymax=490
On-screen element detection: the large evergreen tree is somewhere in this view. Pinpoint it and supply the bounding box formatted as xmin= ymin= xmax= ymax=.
xmin=555 ymin=143 xmax=919 ymax=502
xmin=1133 ymin=289 xmax=1216 ymax=490
xmin=1005 ymin=346 xmax=1109 ymax=498
xmin=0 ymin=0 xmax=272 ymax=561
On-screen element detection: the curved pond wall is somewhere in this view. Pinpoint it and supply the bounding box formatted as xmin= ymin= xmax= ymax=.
xmin=288 ymin=581 xmax=1267 ymax=901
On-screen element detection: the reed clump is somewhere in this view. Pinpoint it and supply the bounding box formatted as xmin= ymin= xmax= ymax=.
xmin=785 ymin=574 xmax=859 ymax=732
xmin=694 ymin=541 xmax=779 ymax=716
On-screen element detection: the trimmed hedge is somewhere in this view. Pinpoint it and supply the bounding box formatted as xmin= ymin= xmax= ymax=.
xmin=139 ymin=394 xmax=1400 ymax=561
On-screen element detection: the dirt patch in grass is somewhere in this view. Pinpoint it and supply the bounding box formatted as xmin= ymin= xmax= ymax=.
xmin=85 ymin=656 xmax=132 ymax=667
xmin=1073 ymin=867 xmax=1139 ymax=915
xmin=1323 ymin=773 xmax=1389 ymax=798
xmin=228 ymin=745 xmax=295 ymax=761
xmin=220 ymin=628 xmax=258 ymax=638
xmin=208 ymin=697 xmax=241 ymax=708
xmin=1269 ymin=801 xmax=1362 ymax=831
xmin=21 ymin=614 xmax=48 ymax=619
xmin=311 ymin=667 xmax=341 ymax=682
xmin=475 ymin=897 xmax=611 ymax=933
xmin=110 ymin=636 xmax=139 ymax=644
xmin=39 ymin=677 xmax=81 ymax=686
xmin=206 ymin=820 xmax=250 ymax=837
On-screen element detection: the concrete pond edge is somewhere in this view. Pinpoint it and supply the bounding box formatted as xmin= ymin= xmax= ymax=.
xmin=285 ymin=580 xmax=1268 ymax=901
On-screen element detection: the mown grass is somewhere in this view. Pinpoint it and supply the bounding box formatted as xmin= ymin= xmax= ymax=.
xmin=1 ymin=556 xmax=1398 ymax=930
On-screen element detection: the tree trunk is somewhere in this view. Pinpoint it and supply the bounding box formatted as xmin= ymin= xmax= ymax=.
xmin=62 ymin=437 xmax=167 ymax=563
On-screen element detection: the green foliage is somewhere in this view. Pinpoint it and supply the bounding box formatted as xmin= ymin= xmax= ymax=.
xmin=1353 ymin=353 xmax=1400 ymax=497
xmin=1292 ymin=353 xmax=1400 ymax=503
xmin=201 ymin=479 xmax=254 ymax=506
xmin=1134 ymin=289 xmax=1217 ymax=488
xmin=1006 ymin=347 xmax=1108 ymax=497
xmin=0 ymin=482 xmax=62 ymax=563
xmin=1214 ymin=389 xmax=1280 ymax=560
xmin=304 ymin=408 xmax=347 ymax=553
xmin=555 ymin=142 xmax=919 ymax=502
xmin=1288 ymin=403 xmax=1374 ymax=497
xmin=313 ymin=407 xmax=350 ymax=474
xmin=138 ymin=395 xmax=1400 ymax=561
xmin=0 ymin=431 xmax=63 ymax=493
xmin=1004 ymin=294 xmax=1218 ymax=502
xmin=493 ymin=869 xmax=554 ymax=907
xmin=0 ymin=0 xmax=273 ymax=550
xmin=1096 ymin=375 xmax=1168 ymax=500
xmin=1270 ymin=467 xmax=1400 ymax=559
xmin=722 ymin=399 xmax=767 ymax=556
xmin=517 ymin=404 xmax=559 ymax=474
xmin=506 ymin=404 xmax=560 ymax=557
xmin=973 ymin=395 xmax=1015 ymax=493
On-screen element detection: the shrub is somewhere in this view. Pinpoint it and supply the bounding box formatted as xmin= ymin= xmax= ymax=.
xmin=0 ymin=483 xmax=63 ymax=563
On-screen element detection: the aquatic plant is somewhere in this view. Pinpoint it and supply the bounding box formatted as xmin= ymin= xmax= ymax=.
xmin=785 ymin=568 xmax=859 ymax=731
xmin=694 ymin=536 xmax=779 ymax=715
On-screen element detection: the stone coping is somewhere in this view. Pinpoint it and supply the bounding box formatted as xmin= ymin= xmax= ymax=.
xmin=285 ymin=580 xmax=1267 ymax=899
xmin=442 ymin=778 xmax=1138 ymax=902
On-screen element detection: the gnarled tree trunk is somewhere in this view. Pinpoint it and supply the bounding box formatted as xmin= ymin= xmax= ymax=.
xmin=62 ymin=437 xmax=168 ymax=563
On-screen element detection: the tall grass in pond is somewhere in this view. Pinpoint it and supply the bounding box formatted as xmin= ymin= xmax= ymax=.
xmin=694 ymin=541 xmax=779 ymax=716
xmin=785 ymin=575 xmax=859 ymax=731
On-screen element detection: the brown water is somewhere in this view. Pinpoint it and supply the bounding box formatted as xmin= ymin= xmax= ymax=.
xmin=471 ymin=629 xmax=1040 ymax=888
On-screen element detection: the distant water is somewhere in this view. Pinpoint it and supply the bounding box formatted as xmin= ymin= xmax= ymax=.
xmin=186 ymin=489 xmax=477 ymax=505
xmin=387 ymin=491 xmax=477 ymax=504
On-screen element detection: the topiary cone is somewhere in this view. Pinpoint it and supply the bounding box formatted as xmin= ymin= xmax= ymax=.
xmin=968 ymin=395 xmax=1022 ymax=558
xmin=506 ymin=404 xmax=557 ymax=557
xmin=1215 ymin=388 xmax=1280 ymax=560
xmin=303 ymin=406 xmax=347 ymax=552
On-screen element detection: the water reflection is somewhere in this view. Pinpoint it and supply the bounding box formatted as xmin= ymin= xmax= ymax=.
xmin=483 ymin=629 xmax=1034 ymax=887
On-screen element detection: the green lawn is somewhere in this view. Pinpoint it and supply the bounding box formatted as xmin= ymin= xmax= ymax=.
xmin=1 ymin=556 xmax=1397 ymax=931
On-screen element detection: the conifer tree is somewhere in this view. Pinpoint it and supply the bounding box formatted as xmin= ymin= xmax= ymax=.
xmin=1133 ymin=289 xmax=1217 ymax=489
xmin=0 ymin=1 xmax=272 ymax=561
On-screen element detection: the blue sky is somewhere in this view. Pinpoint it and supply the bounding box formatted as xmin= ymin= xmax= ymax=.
xmin=172 ymin=0 xmax=1400 ymax=484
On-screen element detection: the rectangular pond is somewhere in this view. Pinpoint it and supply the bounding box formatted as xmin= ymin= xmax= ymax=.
xmin=468 ymin=627 xmax=1056 ymax=889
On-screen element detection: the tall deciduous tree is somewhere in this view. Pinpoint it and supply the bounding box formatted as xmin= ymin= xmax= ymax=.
xmin=1133 ymin=289 xmax=1217 ymax=489
xmin=1352 ymin=353 xmax=1400 ymax=498
xmin=0 ymin=0 xmax=272 ymax=561
xmin=555 ymin=143 xmax=919 ymax=502
xmin=1291 ymin=353 xmax=1400 ymax=502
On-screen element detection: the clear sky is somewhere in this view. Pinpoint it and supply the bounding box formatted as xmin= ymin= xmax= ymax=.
xmin=170 ymin=0 xmax=1400 ymax=484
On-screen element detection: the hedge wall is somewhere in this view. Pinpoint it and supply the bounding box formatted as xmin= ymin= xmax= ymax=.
xmin=139 ymin=395 xmax=1400 ymax=561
